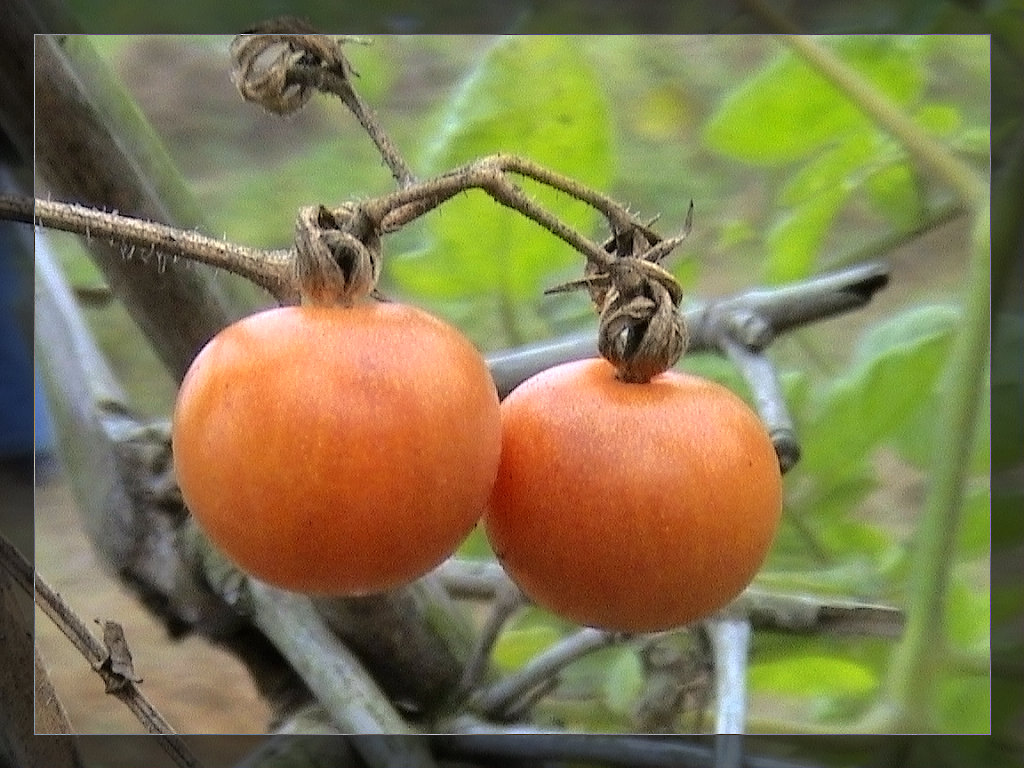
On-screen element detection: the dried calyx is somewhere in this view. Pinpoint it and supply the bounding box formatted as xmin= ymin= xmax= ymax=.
xmin=293 ymin=205 xmax=382 ymax=306
xmin=597 ymin=257 xmax=688 ymax=384
xmin=549 ymin=204 xmax=693 ymax=383
xmin=229 ymin=19 xmax=357 ymax=116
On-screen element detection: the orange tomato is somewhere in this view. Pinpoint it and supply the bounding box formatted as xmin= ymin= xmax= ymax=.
xmin=172 ymin=301 xmax=502 ymax=595
xmin=485 ymin=358 xmax=782 ymax=632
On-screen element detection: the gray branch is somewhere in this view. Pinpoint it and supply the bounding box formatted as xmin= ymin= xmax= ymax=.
xmin=195 ymin=538 xmax=436 ymax=767
xmin=472 ymin=627 xmax=625 ymax=719
xmin=435 ymin=559 xmax=905 ymax=638
xmin=710 ymin=617 xmax=752 ymax=768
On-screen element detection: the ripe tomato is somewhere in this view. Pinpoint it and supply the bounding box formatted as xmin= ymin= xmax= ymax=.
xmin=172 ymin=301 xmax=502 ymax=595
xmin=484 ymin=358 xmax=782 ymax=632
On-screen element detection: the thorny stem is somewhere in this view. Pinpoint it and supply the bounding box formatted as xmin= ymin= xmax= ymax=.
xmin=0 ymin=535 xmax=201 ymax=768
xmin=364 ymin=156 xmax=615 ymax=269
xmin=11 ymin=181 xmax=890 ymax=472
xmin=459 ymin=153 xmax=645 ymax=236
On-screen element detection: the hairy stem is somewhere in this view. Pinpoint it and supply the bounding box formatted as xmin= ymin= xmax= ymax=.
xmin=1 ymin=195 xmax=293 ymax=302
xmin=289 ymin=59 xmax=416 ymax=188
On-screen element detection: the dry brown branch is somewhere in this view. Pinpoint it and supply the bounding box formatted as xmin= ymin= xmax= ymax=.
xmin=0 ymin=535 xmax=201 ymax=768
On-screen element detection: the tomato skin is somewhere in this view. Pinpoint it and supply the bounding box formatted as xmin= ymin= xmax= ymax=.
xmin=484 ymin=358 xmax=782 ymax=632
xmin=172 ymin=302 xmax=502 ymax=595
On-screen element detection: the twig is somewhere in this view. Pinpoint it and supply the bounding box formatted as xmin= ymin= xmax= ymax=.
xmin=686 ymin=261 xmax=890 ymax=347
xmin=195 ymin=537 xmax=437 ymax=767
xmin=483 ymin=261 xmax=889 ymax=392
xmin=435 ymin=560 xmax=905 ymax=638
xmin=311 ymin=577 xmax=476 ymax=715
xmin=473 ymin=627 xmax=625 ymax=719
xmin=736 ymin=587 xmax=905 ymax=638
xmin=456 ymin=580 xmax=527 ymax=698
xmin=14 ymin=197 xmax=888 ymax=476
xmin=434 ymin=558 xmax=508 ymax=600
xmin=721 ymin=337 xmax=800 ymax=472
xmin=360 ymin=156 xmax=617 ymax=269
xmin=0 ymin=535 xmax=202 ymax=768
xmin=825 ymin=199 xmax=965 ymax=272
xmin=709 ymin=617 xmax=751 ymax=767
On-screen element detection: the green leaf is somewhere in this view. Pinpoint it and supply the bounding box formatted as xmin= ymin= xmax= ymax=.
xmin=455 ymin=524 xmax=495 ymax=559
xmin=938 ymin=676 xmax=990 ymax=734
xmin=552 ymin=645 xmax=634 ymax=700
xmin=818 ymin=519 xmax=892 ymax=561
xmin=390 ymin=37 xmax=612 ymax=346
xmin=801 ymin=305 xmax=959 ymax=477
xmin=765 ymin=186 xmax=848 ymax=283
xmin=758 ymin=557 xmax=890 ymax=598
xmin=769 ymin=467 xmax=878 ymax=569
xmin=492 ymin=625 xmax=562 ymax=672
xmin=779 ymin=132 xmax=877 ymax=206
xmin=748 ymin=654 xmax=878 ymax=698
xmin=893 ymin=350 xmax=989 ymax=475
xmin=952 ymin=125 xmax=990 ymax=156
xmin=852 ymin=303 xmax=960 ymax=365
xmin=632 ymin=84 xmax=692 ymax=140
xmin=865 ymin=162 xmax=923 ymax=231
xmin=945 ymin=574 xmax=990 ymax=650
xmin=601 ymin=647 xmax=645 ymax=716
xmin=703 ymin=37 xmax=925 ymax=165
xmin=914 ymin=102 xmax=962 ymax=136
xmin=716 ymin=217 xmax=757 ymax=250
xmin=957 ymin=486 xmax=991 ymax=561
